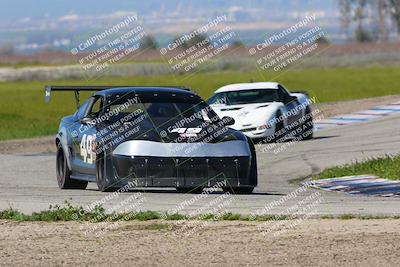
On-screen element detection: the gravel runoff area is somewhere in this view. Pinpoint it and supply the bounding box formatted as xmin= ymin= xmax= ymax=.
xmin=1 ymin=94 xmax=400 ymax=155
xmin=1 ymin=219 xmax=399 ymax=266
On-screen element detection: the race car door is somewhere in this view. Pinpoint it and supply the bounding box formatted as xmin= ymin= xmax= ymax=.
xmin=278 ymin=85 xmax=302 ymax=127
xmin=71 ymin=96 xmax=103 ymax=176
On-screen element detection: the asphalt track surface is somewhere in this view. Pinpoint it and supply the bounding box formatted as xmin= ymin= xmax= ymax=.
xmin=1 ymin=113 xmax=400 ymax=216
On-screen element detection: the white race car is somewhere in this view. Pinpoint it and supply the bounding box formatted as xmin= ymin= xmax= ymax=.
xmin=208 ymin=82 xmax=313 ymax=142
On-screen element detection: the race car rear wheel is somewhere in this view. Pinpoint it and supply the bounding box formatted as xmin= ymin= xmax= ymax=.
xmin=56 ymin=144 xmax=88 ymax=190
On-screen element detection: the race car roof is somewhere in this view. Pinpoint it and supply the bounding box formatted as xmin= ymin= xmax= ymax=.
xmin=215 ymin=82 xmax=280 ymax=93
xmin=95 ymin=87 xmax=195 ymax=97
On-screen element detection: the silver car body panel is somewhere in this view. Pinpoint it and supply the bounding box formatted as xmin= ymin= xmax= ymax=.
xmin=113 ymin=140 xmax=251 ymax=158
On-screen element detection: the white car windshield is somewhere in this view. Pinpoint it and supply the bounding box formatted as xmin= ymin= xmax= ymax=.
xmin=208 ymin=89 xmax=281 ymax=105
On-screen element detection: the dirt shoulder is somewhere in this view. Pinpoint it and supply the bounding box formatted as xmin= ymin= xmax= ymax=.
xmin=1 ymin=219 xmax=399 ymax=266
xmin=1 ymin=94 xmax=400 ymax=155
xmin=0 ymin=135 xmax=54 ymax=155
xmin=315 ymin=94 xmax=400 ymax=118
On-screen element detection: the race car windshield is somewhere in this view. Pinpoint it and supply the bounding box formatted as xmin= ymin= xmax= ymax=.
xmin=106 ymin=99 xmax=219 ymax=124
xmin=209 ymin=89 xmax=280 ymax=105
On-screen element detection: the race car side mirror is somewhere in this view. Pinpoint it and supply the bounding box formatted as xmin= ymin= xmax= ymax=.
xmin=284 ymin=95 xmax=298 ymax=104
xmin=80 ymin=117 xmax=94 ymax=125
xmin=221 ymin=116 xmax=235 ymax=126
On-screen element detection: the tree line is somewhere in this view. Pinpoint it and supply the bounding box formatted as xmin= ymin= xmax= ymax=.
xmin=338 ymin=0 xmax=400 ymax=42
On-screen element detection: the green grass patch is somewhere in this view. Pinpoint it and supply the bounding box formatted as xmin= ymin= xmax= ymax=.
xmin=1 ymin=203 xmax=399 ymax=222
xmin=0 ymin=202 xmax=291 ymax=222
xmin=321 ymin=214 xmax=400 ymax=220
xmin=0 ymin=67 xmax=400 ymax=140
xmin=314 ymin=155 xmax=400 ymax=181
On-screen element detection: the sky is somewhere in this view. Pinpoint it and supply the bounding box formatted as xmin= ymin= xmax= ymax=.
xmin=0 ymin=0 xmax=336 ymax=20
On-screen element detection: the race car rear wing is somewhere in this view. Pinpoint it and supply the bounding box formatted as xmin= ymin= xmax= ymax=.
xmin=45 ymin=85 xmax=191 ymax=108
xmin=44 ymin=86 xmax=123 ymax=108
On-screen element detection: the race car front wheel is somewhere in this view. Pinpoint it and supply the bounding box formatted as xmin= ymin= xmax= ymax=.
xmin=222 ymin=137 xmax=256 ymax=194
xmin=176 ymin=187 xmax=204 ymax=194
xmin=272 ymin=112 xmax=285 ymax=143
xmin=56 ymin=144 xmax=88 ymax=190
xmin=301 ymin=107 xmax=313 ymax=140
xmin=96 ymin=152 xmax=117 ymax=192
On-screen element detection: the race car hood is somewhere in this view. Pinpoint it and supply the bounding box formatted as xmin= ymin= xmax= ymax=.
xmin=151 ymin=116 xmax=246 ymax=143
xmin=100 ymin=116 xmax=251 ymax=158
xmin=97 ymin=114 xmax=247 ymax=150
xmin=210 ymin=102 xmax=282 ymax=130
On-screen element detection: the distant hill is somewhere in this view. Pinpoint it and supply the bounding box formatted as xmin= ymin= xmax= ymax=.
xmin=0 ymin=0 xmax=342 ymax=52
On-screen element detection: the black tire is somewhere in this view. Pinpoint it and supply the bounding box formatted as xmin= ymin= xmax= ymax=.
xmin=222 ymin=187 xmax=254 ymax=194
xmin=245 ymin=136 xmax=258 ymax=186
xmin=301 ymin=107 xmax=314 ymax=140
xmin=176 ymin=187 xmax=204 ymax=194
xmin=272 ymin=112 xmax=285 ymax=143
xmin=221 ymin=137 xmax=256 ymax=195
xmin=56 ymin=143 xmax=88 ymax=190
xmin=96 ymin=153 xmax=117 ymax=192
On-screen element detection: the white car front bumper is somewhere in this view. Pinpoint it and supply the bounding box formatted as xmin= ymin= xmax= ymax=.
xmin=240 ymin=127 xmax=275 ymax=140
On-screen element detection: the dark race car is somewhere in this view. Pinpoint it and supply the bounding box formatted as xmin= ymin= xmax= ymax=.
xmin=45 ymin=86 xmax=257 ymax=193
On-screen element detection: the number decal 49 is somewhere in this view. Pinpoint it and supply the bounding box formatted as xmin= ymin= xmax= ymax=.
xmin=80 ymin=134 xmax=96 ymax=164
xmin=171 ymin=128 xmax=202 ymax=134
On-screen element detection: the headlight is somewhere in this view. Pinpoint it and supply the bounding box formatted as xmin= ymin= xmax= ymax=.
xmin=257 ymin=124 xmax=271 ymax=131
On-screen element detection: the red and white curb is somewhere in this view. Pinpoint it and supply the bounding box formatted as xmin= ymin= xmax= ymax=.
xmin=306 ymin=175 xmax=400 ymax=197
xmin=314 ymin=101 xmax=400 ymax=131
